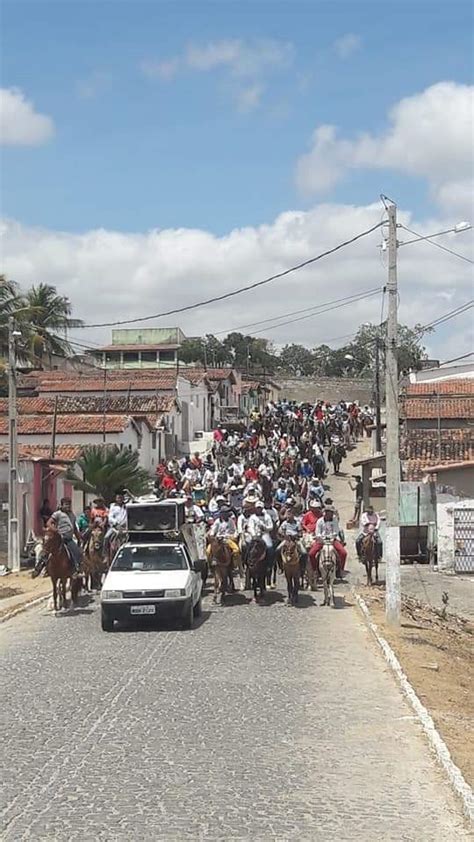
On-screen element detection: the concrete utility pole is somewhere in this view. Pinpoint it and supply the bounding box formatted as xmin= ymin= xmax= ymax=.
xmin=374 ymin=338 xmax=382 ymax=453
xmin=385 ymin=201 xmax=401 ymax=625
xmin=8 ymin=317 xmax=20 ymax=572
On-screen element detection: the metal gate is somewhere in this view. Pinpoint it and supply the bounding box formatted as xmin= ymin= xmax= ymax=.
xmin=453 ymin=506 xmax=474 ymax=573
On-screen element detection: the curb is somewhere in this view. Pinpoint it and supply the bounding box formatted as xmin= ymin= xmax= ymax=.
xmin=352 ymin=586 xmax=474 ymax=824
xmin=0 ymin=592 xmax=50 ymax=625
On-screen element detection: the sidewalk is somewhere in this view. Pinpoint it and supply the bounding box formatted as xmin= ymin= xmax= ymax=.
xmin=0 ymin=571 xmax=50 ymax=621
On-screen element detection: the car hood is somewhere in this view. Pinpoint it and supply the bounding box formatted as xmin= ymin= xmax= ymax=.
xmin=103 ymin=569 xmax=192 ymax=593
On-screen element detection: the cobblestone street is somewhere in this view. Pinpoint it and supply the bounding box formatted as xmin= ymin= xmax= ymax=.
xmin=1 ymin=576 xmax=470 ymax=840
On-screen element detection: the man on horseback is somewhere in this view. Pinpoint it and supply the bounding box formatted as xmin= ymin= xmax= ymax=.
xmin=47 ymin=498 xmax=82 ymax=576
xmin=309 ymin=506 xmax=347 ymax=578
xmin=356 ymin=504 xmax=383 ymax=561
xmin=208 ymin=506 xmax=241 ymax=568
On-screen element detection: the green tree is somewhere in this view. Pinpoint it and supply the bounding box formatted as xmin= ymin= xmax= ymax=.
xmin=24 ymin=283 xmax=83 ymax=366
xmin=279 ymin=343 xmax=317 ymax=376
xmin=65 ymin=446 xmax=150 ymax=504
xmin=223 ymin=332 xmax=278 ymax=373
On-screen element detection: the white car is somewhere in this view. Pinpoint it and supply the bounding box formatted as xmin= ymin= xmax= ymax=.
xmin=100 ymin=541 xmax=203 ymax=632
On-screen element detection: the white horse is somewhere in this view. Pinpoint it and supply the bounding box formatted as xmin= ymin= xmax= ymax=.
xmin=319 ymin=537 xmax=337 ymax=607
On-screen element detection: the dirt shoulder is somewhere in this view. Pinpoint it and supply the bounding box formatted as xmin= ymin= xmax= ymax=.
xmin=356 ymin=584 xmax=474 ymax=789
xmin=0 ymin=571 xmax=50 ymax=620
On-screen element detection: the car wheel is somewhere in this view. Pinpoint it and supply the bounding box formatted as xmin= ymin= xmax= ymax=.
xmin=101 ymin=608 xmax=114 ymax=632
xmin=182 ymin=599 xmax=194 ymax=630
xmin=194 ymin=595 xmax=202 ymax=618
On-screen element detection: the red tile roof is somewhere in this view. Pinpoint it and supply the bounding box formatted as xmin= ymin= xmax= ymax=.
xmin=0 ymin=394 xmax=177 ymax=415
xmin=401 ymin=429 xmax=474 ymax=480
xmin=35 ymin=371 xmax=178 ymax=393
xmin=401 ymin=397 xmax=474 ymax=419
xmin=0 ymin=414 xmax=137 ymax=436
xmin=404 ymin=378 xmax=474 ymax=396
xmin=0 ymin=444 xmax=84 ymax=462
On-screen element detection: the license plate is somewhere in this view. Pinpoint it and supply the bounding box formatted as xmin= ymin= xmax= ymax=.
xmin=130 ymin=605 xmax=156 ymax=615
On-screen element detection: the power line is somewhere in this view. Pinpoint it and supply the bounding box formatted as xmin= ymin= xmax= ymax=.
xmin=76 ymin=221 xmax=384 ymax=328
xmin=398 ymin=224 xmax=472 ymax=246
xmin=417 ymin=300 xmax=474 ymax=332
xmin=438 ymin=351 xmax=474 ymax=366
xmin=398 ymin=223 xmax=473 ymax=264
xmin=213 ymin=286 xmax=381 ymax=336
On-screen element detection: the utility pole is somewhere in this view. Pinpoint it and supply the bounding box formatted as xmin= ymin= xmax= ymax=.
xmin=50 ymin=395 xmax=59 ymax=458
xmin=385 ymin=200 xmax=401 ymax=626
xmin=374 ymin=338 xmax=382 ymax=453
xmin=8 ymin=317 xmax=20 ymax=572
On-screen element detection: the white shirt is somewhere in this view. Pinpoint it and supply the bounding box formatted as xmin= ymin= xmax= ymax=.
xmin=360 ymin=511 xmax=381 ymax=533
xmin=237 ymin=513 xmax=252 ymax=538
xmin=108 ymin=503 xmax=127 ymax=529
xmin=248 ymin=512 xmax=274 ymax=545
xmin=210 ymin=517 xmax=237 ymax=539
xmin=316 ymin=517 xmax=341 ymax=540
xmin=185 ymin=504 xmax=204 ymax=523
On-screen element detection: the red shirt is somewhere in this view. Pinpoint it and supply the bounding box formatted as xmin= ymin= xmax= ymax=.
xmin=161 ymin=475 xmax=177 ymax=491
xmin=301 ymin=510 xmax=323 ymax=533
xmin=245 ymin=467 xmax=259 ymax=482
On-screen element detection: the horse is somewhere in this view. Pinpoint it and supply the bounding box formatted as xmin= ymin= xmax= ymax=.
xmin=43 ymin=528 xmax=81 ymax=612
xmin=246 ymin=538 xmax=267 ymax=602
xmin=360 ymin=528 xmax=380 ymax=586
xmin=207 ymin=537 xmax=233 ymax=604
xmin=302 ymin=531 xmax=317 ymax=590
xmin=280 ymin=538 xmax=300 ymax=606
xmin=107 ymin=526 xmax=127 ymax=567
xmin=329 ymin=443 xmax=345 ymax=474
xmin=82 ymin=525 xmax=106 ymax=591
xmin=319 ymin=537 xmax=337 ymax=607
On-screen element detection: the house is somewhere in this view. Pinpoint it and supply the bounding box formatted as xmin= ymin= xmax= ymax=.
xmin=422 ymin=461 xmax=474 ymax=498
xmin=0 ymin=446 xmax=85 ymax=557
xmin=407 ymin=360 xmax=474 ymax=385
xmin=401 ymin=429 xmax=474 ymax=482
xmin=179 ymin=367 xmax=242 ymax=423
xmin=401 ymin=378 xmax=474 ymax=432
xmin=0 ymin=413 xmax=156 ymax=470
xmin=87 ymin=327 xmax=186 ymax=370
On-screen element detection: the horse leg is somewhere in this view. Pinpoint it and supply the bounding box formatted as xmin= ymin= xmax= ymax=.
xmin=61 ymin=577 xmax=68 ymax=609
xmin=330 ymin=573 xmax=335 ymax=607
xmin=293 ymin=575 xmax=299 ymax=606
xmin=375 ymin=559 xmax=379 ymax=584
xmin=52 ymin=578 xmax=58 ymax=612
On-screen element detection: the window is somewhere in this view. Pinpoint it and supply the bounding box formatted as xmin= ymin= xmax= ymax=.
xmin=123 ymin=352 xmax=139 ymax=363
xmin=151 ymin=431 xmax=157 ymax=449
xmin=159 ymin=349 xmax=176 ymax=363
xmin=106 ymin=351 xmax=120 ymax=364
xmin=112 ymin=545 xmax=188 ymax=572
xmin=141 ymin=351 xmax=157 ymax=363
xmin=195 ymin=394 xmax=200 ymax=408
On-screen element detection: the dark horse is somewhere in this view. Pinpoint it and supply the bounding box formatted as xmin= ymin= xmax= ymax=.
xmin=280 ymin=538 xmax=300 ymax=606
xmin=246 ymin=538 xmax=267 ymax=602
xmin=329 ymin=443 xmax=345 ymax=474
xmin=43 ymin=528 xmax=81 ymax=611
xmin=207 ymin=537 xmax=233 ymax=604
xmin=360 ymin=530 xmax=380 ymax=586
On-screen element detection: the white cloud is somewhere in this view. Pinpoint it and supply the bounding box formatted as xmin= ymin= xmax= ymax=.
xmin=0 ymin=87 xmax=54 ymax=146
xmin=333 ymin=34 xmax=362 ymax=59
xmin=139 ymin=58 xmax=180 ymax=81
xmin=236 ymin=83 xmax=265 ymax=113
xmin=1 ymin=203 xmax=472 ymax=357
xmin=76 ymin=71 xmax=112 ymax=100
xmin=140 ymin=38 xmax=293 ymax=111
xmin=296 ymin=82 xmax=474 ymax=217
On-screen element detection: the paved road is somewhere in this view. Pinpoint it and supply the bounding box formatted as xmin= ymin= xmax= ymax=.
xmin=1 ymin=582 xmax=470 ymax=841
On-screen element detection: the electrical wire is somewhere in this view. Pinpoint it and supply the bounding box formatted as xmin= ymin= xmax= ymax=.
xmin=416 ymin=300 xmax=474 ymax=333
xmin=213 ymin=286 xmax=381 ymax=336
xmin=438 ymin=352 xmax=474 ymax=366
xmin=398 ymin=223 xmax=473 ymax=264
xmin=75 ymin=221 xmax=384 ymax=328
xmin=398 ymin=224 xmax=473 ymax=246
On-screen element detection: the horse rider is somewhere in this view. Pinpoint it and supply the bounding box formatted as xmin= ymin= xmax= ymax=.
xmin=275 ymin=478 xmax=289 ymax=506
xmin=90 ymin=497 xmax=108 ymax=526
xmin=356 ymin=504 xmax=383 ymax=560
xmin=47 ymin=497 xmax=82 ymax=576
xmin=103 ymin=492 xmax=127 ymax=559
xmin=299 ymin=458 xmax=314 ymax=481
xmin=183 ymin=493 xmax=204 ymax=523
xmin=349 ymin=475 xmax=364 ymax=523
xmin=208 ymin=506 xmax=241 ymax=569
xmin=309 ymin=506 xmax=347 ymax=577
xmin=301 ymin=499 xmax=323 ymax=535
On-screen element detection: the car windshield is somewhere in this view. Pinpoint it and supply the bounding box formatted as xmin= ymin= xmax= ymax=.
xmin=112 ymin=545 xmax=189 ymax=572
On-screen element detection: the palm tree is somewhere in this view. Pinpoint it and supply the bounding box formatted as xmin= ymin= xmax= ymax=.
xmin=65 ymin=446 xmax=150 ymax=504
xmin=0 ymin=275 xmax=24 ymax=355
xmin=24 ymin=283 xmax=84 ymax=367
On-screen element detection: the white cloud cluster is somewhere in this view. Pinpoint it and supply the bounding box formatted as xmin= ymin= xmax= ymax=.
xmin=296 ymin=82 xmax=474 ymax=217
xmin=333 ymin=33 xmax=362 ymax=59
xmin=0 ymin=87 xmax=54 ymax=146
xmin=2 ymin=202 xmax=472 ymax=359
xmin=140 ymin=38 xmax=293 ymax=111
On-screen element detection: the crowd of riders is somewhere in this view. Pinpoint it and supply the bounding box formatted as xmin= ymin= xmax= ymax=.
xmin=153 ymin=399 xmax=381 ymax=585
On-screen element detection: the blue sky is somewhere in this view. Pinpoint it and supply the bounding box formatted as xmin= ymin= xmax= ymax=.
xmin=2 ymin=0 xmax=473 ymax=232
xmin=1 ymin=1 xmax=473 ymax=356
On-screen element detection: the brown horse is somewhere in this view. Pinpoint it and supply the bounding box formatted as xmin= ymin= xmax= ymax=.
xmin=207 ymin=537 xmax=233 ymax=604
xmin=360 ymin=531 xmax=379 ymax=586
xmin=280 ymin=539 xmax=300 ymax=606
xmin=82 ymin=525 xmax=106 ymax=591
xmin=246 ymin=538 xmax=267 ymax=602
xmin=43 ymin=528 xmax=81 ymax=611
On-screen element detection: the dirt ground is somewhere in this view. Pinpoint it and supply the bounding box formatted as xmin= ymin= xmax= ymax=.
xmin=357 ymin=583 xmax=474 ymax=789
xmin=0 ymin=571 xmax=50 ymax=619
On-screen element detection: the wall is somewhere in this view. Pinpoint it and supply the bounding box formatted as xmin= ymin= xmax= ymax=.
xmin=112 ymin=327 xmax=184 ymax=345
xmin=406 ymin=418 xmax=471 ymax=431
xmin=435 ymin=466 xmax=474 ymax=498
xmin=177 ymin=378 xmax=211 ymax=442
xmin=276 ymin=376 xmax=373 ymax=405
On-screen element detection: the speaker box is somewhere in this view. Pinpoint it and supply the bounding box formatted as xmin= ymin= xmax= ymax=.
xmin=127 ymin=501 xmax=185 ymax=533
